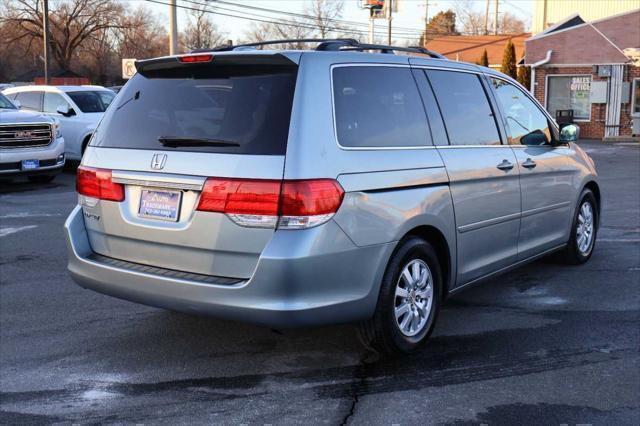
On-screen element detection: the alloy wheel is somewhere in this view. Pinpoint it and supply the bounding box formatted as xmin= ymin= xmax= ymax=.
xmin=394 ymin=259 xmax=433 ymax=337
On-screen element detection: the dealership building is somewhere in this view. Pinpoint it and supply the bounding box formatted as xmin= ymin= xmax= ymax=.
xmin=525 ymin=9 xmax=640 ymax=139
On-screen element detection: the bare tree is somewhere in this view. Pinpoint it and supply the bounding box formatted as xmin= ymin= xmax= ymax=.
xmin=305 ymin=0 xmax=344 ymax=38
xmin=182 ymin=4 xmax=226 ymax=51
xmin=455 ymin=1 xmax=486 ymax=35
xmin=499 ymin=12 xmax=526 ymax=34
xmin=1 ymin=0 xmax=126 ymax=72
xmin=116 ymin=7 xmax=167 ymax=60
xmin=455 ymin=0 xmax=526 ymax=35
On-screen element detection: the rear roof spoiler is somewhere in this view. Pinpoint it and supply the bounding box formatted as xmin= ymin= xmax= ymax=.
xmin=135 ymin=52 xmax=300 ymax=73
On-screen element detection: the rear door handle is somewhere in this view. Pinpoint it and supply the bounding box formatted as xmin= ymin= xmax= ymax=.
xmin=497 ymin=159 xmax=514 ymax=171
xmin=522 ymin=158 xmax=537 ymax=169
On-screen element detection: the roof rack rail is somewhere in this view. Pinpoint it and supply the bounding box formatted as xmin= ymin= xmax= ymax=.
xmin=195 ymin=38 xmax=446 ymax=59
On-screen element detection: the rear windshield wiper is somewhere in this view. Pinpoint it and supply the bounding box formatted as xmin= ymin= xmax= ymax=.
xmin=158 ymin=136 xmax=240 ymax=148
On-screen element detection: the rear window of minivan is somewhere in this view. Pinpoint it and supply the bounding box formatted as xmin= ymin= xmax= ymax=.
xmin=90 ymin=64 xmax=297 ymax=155
xmin=333 ymin=66 xmax=431 ymax=148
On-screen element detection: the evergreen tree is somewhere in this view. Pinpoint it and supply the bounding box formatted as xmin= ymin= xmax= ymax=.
xmin=477 ymin=49 xmax=489 ymax=67
xmin=500 ymin=39 xmax=517 ymax=79
xmin=426 ymin=10 xmax=458 ymax=36
xmin=517 ymin=65 xmax=531 ymax=89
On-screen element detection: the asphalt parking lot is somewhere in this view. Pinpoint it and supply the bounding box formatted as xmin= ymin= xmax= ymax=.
xmin=1 ymin=140 xmax=639 ymax=425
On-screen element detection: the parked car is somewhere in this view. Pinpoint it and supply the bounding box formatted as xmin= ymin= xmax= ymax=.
xmin=108 ymin=85 xmax=123 ymax=94
xmin=2 ymin=85 xmax=115 ymax=161
xmin=65 ymin=40 xmax=600 ymax=355
xmin=0 ymin=92 xmax=65 ymax=182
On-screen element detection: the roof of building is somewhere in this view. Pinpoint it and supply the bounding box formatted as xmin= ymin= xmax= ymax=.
xmin=525 ymin=8 xmax=640 ymax=65
xmin=424 ymin=33 xmax=530 ymax=67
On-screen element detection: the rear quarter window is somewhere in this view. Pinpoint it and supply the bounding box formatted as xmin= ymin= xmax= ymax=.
xmin=90 ymin=64 xmax=297 ymax=155
xmin=332 ymin=66 xmax=431 ymax=148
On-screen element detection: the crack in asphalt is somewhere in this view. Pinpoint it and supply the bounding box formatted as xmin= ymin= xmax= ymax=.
xmin=1 ymin=346 xmax=635 ymax=411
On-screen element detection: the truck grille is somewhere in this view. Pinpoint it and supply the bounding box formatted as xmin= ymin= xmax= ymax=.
xmin=0 ymin=123 xmax=53 ymax=149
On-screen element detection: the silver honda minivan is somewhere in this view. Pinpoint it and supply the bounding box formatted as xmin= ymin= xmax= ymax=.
xmin=65 ymin=40 xmax=600 ymax=355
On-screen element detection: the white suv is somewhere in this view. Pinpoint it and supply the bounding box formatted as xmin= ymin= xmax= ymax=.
xmin=2 ymin=85 xmax=115 ymax=161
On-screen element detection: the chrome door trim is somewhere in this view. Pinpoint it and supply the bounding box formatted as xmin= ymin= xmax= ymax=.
xmin=436 ymin=145 xmax=511 ymax=149
xmin=521 ymin=201 xmax=570 ymax=218
xmin=457 ymin=211 xmax=521 ymax=234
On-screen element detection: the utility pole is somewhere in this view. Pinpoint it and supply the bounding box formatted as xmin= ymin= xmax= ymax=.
xmin=386 ymin=0 xmax=393 ymax=45
xmin=484 ymin=0 xmax=490 ymax=35
xmin=493 ymin=0 xmax=499 ymax=35
xmin=423 ymin=0 xmax=429 ymax=46
xmin=169 ymin=0 xmax=178 ymax=55
xmin=369 ymin=8 xmax=374 ymax=44
xmin=42 ymin=0 xmax=50 ymax=84
xmin=542 ymin=0 xmax=548 ymax=30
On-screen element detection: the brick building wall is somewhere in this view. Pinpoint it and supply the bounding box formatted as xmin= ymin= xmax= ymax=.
xmin=533 ymin=65 xmax=639 ymax=139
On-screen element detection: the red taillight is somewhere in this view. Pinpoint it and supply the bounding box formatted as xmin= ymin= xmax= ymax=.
xmin=196 ymin=178 xmax=344 ymax=228
xmin=178 ymin=54 xmax=213 ymax=63
xmin=76 ymin=166 xmax=124 ymax=202
xmin=197 ymin=178 xmax=281 ymax=215
xmin=281 ymin=180 xmax=344 ymax=216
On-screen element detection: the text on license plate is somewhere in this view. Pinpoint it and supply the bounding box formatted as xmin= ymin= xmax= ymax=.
xmin=21 ymin=159 xmax=39 ymax=170
xmin=138 ymin=189 xmax=182 ymax=221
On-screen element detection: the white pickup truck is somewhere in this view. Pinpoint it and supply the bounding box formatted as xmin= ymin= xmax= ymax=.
xmin=0 ymin=92 xmax=65 ymax=183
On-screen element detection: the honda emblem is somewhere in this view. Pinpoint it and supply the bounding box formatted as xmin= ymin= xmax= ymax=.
xmin=150 ymin=154 xmax=167 ymax=170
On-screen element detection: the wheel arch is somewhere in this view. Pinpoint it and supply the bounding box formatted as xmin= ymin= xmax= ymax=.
xmin=402 ymin=225 xmax=452 ymax=299
xmin=583 ymin=180 xmax=601 ymax=219
xmin=80 ymin=133 xmax=94 ymax=155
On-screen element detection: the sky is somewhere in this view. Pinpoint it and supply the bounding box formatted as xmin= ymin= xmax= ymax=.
xmin=133 ymin=0 xmax=534 ymax=43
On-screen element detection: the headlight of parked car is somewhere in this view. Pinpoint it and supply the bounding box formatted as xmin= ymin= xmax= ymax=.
xmin=53 ymin=119 xmax=63 ymax=138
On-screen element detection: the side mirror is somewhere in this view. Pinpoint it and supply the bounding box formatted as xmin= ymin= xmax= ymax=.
xmin=56 ymin=104 xmax=75 ymax=117
xmin=558 ymin=123 xmax=579 ymax=144
xmin=12 ymin=99 xmax=21 ymax=109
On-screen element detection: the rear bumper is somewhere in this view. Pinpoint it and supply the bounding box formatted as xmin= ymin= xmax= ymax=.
xmin=65 ymin=205 xmax=394 ymax=327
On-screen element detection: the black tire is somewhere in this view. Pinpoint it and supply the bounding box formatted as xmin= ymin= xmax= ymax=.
xmin=560 ymin=188 xmax=598 ymax=264
xmin=358 ymin=236 xmax=442 ymax=356
xmin=27 ymin=174 xmax=56 ymax=183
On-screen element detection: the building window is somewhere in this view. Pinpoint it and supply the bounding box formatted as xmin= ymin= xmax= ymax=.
xmin=546 ymin=75 xmax=592 ymax=121
xmin=632 ymin=78 xmax=640 ymax=117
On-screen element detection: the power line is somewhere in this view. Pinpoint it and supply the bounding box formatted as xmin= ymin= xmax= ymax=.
xmin=212 ymin=0 xmax=430 ymax=34
xmin=144 ymin=0 xmax=426 ymax=40
xmin=181 ymin=0 xmax=427 ymax=37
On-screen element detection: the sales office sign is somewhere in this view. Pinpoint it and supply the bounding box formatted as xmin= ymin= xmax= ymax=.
xmin=570 ymin=76 xmax=591 ymax=92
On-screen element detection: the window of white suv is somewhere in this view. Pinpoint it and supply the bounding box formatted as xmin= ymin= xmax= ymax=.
xmin=67 ymin=91 xmax=115 ymax=113
xmin=43 ymin=92 xmax=71 ymax=114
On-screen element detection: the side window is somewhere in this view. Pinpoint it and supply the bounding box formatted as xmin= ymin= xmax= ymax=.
xmin=491 ymin=78 xmax=551 ymax=146
xmin=16 ymin=91 xmax=43 ymax=111
xmin=43 ymin=92 xmax=70 ymax=114
xmin=426 ymin=70 xmax=501 ymax=146
xmin=412 ymin=69 xmax=448 ymax=146
xmin=333 ymin=66 xmax=431 ymax=148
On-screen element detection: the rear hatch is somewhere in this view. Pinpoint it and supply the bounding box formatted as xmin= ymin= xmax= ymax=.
xmin=80 ymin=53 xmax=299 ymax=279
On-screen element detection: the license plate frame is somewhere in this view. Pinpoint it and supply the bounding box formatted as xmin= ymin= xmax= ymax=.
xmin=21 ymin=159 xmax=40 ymax=170
xmin=138 ymin=189 xmax=182 ymax=222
